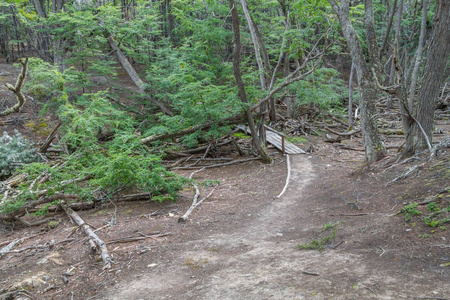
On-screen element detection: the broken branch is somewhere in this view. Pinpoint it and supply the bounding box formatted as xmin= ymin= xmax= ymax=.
xmin=61 ymin=204 xmax=112 ymax=269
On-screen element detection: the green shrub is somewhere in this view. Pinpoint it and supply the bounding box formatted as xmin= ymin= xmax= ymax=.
xmin=0 ymin=130 xmax=40 ymax=179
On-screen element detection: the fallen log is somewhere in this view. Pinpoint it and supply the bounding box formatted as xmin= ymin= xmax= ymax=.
xmin=171 ymin=157 xmax=260 ymax=170
xmin=140 ymin=114 xmax=245 ymax=145
xmin=61 ymin=204 xmax=112 ymax=269
xmin=106 ymin=36 xmax=174 ymax=116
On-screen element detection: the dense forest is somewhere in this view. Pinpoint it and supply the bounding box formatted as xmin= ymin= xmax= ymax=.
xmin=0 ymin=0 xmax=449 ymax=266
xmin=1 ymin=0 xmax=450 ymax=298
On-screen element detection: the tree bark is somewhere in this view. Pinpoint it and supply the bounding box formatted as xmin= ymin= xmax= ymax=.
xmin=228 ymin=0 xmax=271 ymax=164
xmin=407 ymin=0 xmax=428 ymax=108
xmin=348 ymin=62 xmax=356 ymax=127
xmin=328 ymin=0 xmax=385 ymax=162
xmin=404 ymin=0 xmax=450 ymax=155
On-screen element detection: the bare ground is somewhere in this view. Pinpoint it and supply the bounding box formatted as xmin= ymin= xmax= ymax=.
xmin=1 ymin=61 xmax=450 ymax=299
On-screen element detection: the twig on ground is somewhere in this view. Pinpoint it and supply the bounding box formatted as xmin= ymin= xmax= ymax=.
xmin=302 ymin=270 xmax=319 ymax=276
xmin=329 ymin=213 xmax=368 ymax=217
xmin=385 ymin=165 xmax=420 ymax=187
xmin=106 ymin=233 xmax=170 ymax=244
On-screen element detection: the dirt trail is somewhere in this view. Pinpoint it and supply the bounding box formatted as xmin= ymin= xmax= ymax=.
xmin=106 ymin=155 xmax=449 ymax=300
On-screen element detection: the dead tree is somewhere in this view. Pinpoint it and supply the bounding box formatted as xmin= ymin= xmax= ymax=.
xmin=0 ymin=58 xmax=28 ymax=116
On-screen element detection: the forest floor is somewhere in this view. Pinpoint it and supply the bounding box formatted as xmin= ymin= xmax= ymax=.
xmin=1 ymin=61 xmax=450 ymax=300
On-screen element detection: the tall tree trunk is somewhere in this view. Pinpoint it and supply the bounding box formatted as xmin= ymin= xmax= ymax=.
xmin=404 ymin=0 xmax=450 ymax=155
xmin=240 ymin=0 xmax=269 ymax=140
xmin=228 ymin=0 xmax=271 ymax=164
xmin=380 ymin=0 xmax=398 ymax=55
xmin=328 ymin=0 xmax=385 ymax=162
xmin=407 ymin=0 xmax=428 ymax=108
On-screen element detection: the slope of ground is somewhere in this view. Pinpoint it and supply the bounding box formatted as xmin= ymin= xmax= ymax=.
xmin=1 ymin=59 xmax=449 ymax=299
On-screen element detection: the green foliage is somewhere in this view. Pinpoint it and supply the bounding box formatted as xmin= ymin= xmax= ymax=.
xmin=0 ymin=130 xmax=40 ymax=179
xmin=297 ymin=229 xmax=337 ymax=252
xmin=427 ymin=202 xmax=440 ymax=212
xmin=200 ymin=179 xmax=220 ymax=187
xmin=233 ymin=132 xmax=251 ymax=139
xmin=401 ymin=202 xmax=422 ymax=222
xmin=292 ymin=68 xmax=348 ymax=113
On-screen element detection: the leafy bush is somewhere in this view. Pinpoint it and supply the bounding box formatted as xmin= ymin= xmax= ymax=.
xmin=291 ymin=68 xmax=349 ymax=113
xmin=14 ymin=89 xmax=187 ymax=203
xmin=0 ymin=130 xmax=40 ymax=179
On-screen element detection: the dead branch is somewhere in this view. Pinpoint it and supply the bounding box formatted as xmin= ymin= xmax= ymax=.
xmin=430 ymin=136 xmax=450 ymax=158
xmin=0 ymin=58 xmax=28 ymax=116
xmin=302 ymin=270 xmax=319 ymax=276
xmin=106 ymin=232 xmax=170 ymax=244
xmin=178 ymin=188 xmax=215 ymax=223
xmin=333 ymin=144 xmax=365 ymax=151
xmin=0 ymin=193 xmax=78 ymax=222
xmin=9 ymin=238 xmax=75 ymax=254
xmin=171 ymin=157 xmax=260 ymax=170
xmin=0 ymin=239 xmax=21 ymax=259
xmin=13 ymin=216 xmax=56 ymax=227
xmin=276 ymin=154 xmax=290 ymax=198
xmin=330 ymin=213 xmax=368 ymax=216
xmin=39 ymin=121 xmax=62 ymax=153
xmin=61 ymin=204 xmax=112 ymax=269
xmin=385 ymin=165 xmax=420 ymax=187
xmin=140 ymin=114 xmax=245 ymax=145
xmin=324 ymin=127 xmax=361 ymax=136
xmin=105 ymin=35 xmax=173 ymax=116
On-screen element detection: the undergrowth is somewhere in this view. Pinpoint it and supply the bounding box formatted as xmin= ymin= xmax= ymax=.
xmin=297 ymin=222 xmax=341 ymax=251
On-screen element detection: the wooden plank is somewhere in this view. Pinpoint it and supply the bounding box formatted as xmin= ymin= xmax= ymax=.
xmin=237 ymin=125 xmax=306 ymax=155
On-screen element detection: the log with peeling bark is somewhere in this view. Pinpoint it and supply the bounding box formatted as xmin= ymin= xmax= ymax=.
xmin=61 ymin=204 xmax=112 ymax=269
